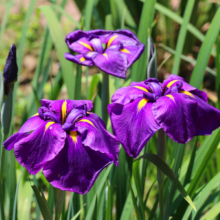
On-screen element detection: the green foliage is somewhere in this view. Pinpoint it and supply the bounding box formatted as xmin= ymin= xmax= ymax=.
xmin=0 ymin=0 xmax=220 ymax=219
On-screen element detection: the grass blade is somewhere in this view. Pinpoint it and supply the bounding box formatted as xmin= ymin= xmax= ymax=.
xmin=39 ymin=5 xmax=75 ymax=99
xmin=12 ymin=176 xmax=21 ymax=220
xmin=172 ymin=0 xmax=195 ymax=74
xmin=137 ymin=153 xmax=196 ymax=211
xmin=190 ymin=8 xmax=220 ymax=88
xmin=131 ymin=0 xmax=156 ymax=82
xmin=32 ymin=185 xmax=53 ymax=220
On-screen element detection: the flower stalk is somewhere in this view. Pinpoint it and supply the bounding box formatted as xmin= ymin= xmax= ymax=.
xmin=101 ymin=71 xmax=109 ymax=124
xmin=157 ymin=129 xmax=166 ymax=220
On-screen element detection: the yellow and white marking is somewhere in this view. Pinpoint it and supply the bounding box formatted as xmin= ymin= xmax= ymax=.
xmin=80 ymin=57 xmax=86 ymax=62
xmin=179 ymin=91 xmax=195 ymax=98
xmin=44 ymin=121 xmax=55 ymax=134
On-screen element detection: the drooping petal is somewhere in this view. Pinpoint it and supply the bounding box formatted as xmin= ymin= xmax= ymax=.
xmin=14 ymin=121 xmax=66 ymax=174
xmin=152 ymin=92 xmax=220 ymax=143
xmin=92 ymin=50 xmax=128 ymax=78
xmin=43 ymin=133 xmax=113 ymax=194
xmin=118 ymin=44 xmax=144 ymax=67
xmin=111 ymin=81 xmax=150 ymax=105
xmin=65 ymin=53 xmax=94 ymax=66
xmin=108 ymin=98 xmax=160 ymax=158
xmin=3 ymin=114 xmax=44 ymax=151
xmin=75 ymin=112 xmax=119 ymax=164
xmin=163 ymin=74 xmax=208 ymax=102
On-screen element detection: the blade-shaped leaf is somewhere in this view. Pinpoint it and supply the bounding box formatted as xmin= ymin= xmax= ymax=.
xmin=137 ymin=153 xmax=196 ymax=211
xmin=31 ymin=185 xmax=52 ymax=220
xmin=39 ymin=5 xmax=75 ymax=99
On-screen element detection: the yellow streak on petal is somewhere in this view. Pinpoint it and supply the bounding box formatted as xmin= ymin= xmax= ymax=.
xmin=180 ymin=91 xmax=195 ymax=98
xmin=61 ymin=100 xmax=67 ymax=124
xmin=120 ymin=48 xmax=130 ymax=53
xmin=32 ymin=113 xmax=39 ymax=117
xmin=45 ymin=122 xmax=55 ymax=133
xmin=103 ymin=53 xmax=108 ymax=59
xmin=166 ymin=94 xmax=175 ymax=102
xmin=167 ymin=80 xmax=178 ymax=88
xmin=107 ymin=35 xmax=118 ymax=48
xmin=133 ymin=86 xmax=148 ymax=93
xmin=70 ymin=130 xmax=77 ymax=144
xmin=78 ymin=119 xmax=96 ymax=128
xmin=78 ymin=41 xmax=93 ymax=51
xmin=137 ymin=98 xmax=149 ymax=112
xmin=80 ymin=57 xmax=86 ymax=62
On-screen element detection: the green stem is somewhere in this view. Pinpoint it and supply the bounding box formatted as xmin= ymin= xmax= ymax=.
xmin=0 ymin=134 xmax=7 ymax=220
xmin=101 ymin=71 xmax=109 ymax=125
xmin=53 ymin=187 xmax=65 ymax=220
xmin=157 ymin=129 xmax=166 ymax=220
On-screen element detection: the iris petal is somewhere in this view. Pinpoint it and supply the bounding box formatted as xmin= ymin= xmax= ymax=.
xmin=108 ymin=99 xmax=160 ymax=158
xmin=14 ymin=122 xmax=66 ymax=174
xmin=43 ymin=133 xmax=114 ymax=194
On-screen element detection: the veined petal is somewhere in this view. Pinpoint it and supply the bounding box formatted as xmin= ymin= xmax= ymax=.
xmin=76 ymin=113 xmax=119 ymax=164
xmin=111 ymin=81 xmax=150 ymax=105
xmin=14 ymin=121 xmax=66 ymax=174
xmin=152 ymin=92 xmax=220 ymax=143
xmin=92 ymin=51 xmax=127 ymax=78
xmin=65 ymin=53 xmax=93 ymax=67
xmin=43 ymin=133 xmax=113 ymax=194
xmin=163 ymin=74 xmax=207 ymax=102
xmin=108 ymin=99 xmax=160 ymax=158
xmin=3 ymin=114 xmax=44 ymax=151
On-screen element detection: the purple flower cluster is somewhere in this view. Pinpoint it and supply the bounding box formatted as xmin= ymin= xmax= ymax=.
xmin=4 ymin=29 xmax=220 ymax=195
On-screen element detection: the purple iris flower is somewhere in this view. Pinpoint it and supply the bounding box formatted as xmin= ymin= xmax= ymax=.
xmin=108 ymin=74 xmax=220 ymax=158
xmin=3 ymin=44 xmax=18 ymax=95
xmin=4 ymin=99 xmax=119 ymax=194
xmin=65 ymin=29 xmax=145 ymax=78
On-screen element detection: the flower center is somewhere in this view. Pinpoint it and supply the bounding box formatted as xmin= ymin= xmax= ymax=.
xmin=90 ymin=38 xmax=103 ymax=54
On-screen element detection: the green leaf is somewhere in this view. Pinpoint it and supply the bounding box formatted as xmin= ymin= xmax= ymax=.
xmin=89 ymin=75 xmax=101 ymax=100
xmin=85 ymin=0 xmax=95 ymax=30
xmin=159 ymin=44 xmax=216 ymax=76
xmin=131 ymin=0 xmax=156 ymax=82
xmin=85 ymin=165 xmax=112 ymax=220
xmin=0 ymin=70 xmax=3 ymax=108
xmin=200 ymin=201 xmax=220 ymax=220
xmin=74 ymin=65 xmax=82 ymax=100
xmin=1 ymin=90 xmax=13 ymax=136
xmin=51 ymin=4 xmax=80 ymax=29
xmin=92 ymin=196 xmax=98 ymax=220
xmin=132 ymin=160 xmax=145 ymax=218
xmin=120 ymin=192 xmax=133 ymax=220
xmin=39 ymin=5 xmax=75 ymax=99
xmin=172 ymin=0 xmax=196 ymax=74
xmin=129 ymin=182 xmax=142 ymax=220
xmin=53 ymin=187 xmax=65 ymax=220
xmin=31 ymin=185 xmax=53 ymax=220
xmin=137 ymin=153 xmax=196 ymax=211
xmin=147 ymin=38 xmax=157 ymax=79
xmin=190 ymin=8 xmax=220 ymax=89
xmin=12 ymin=176 xmax=21 ymax=220
xmin=71 ymin=204 xmax=86 ymax=220
xmin=183 ymin=172 xmax=220 ymax=220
